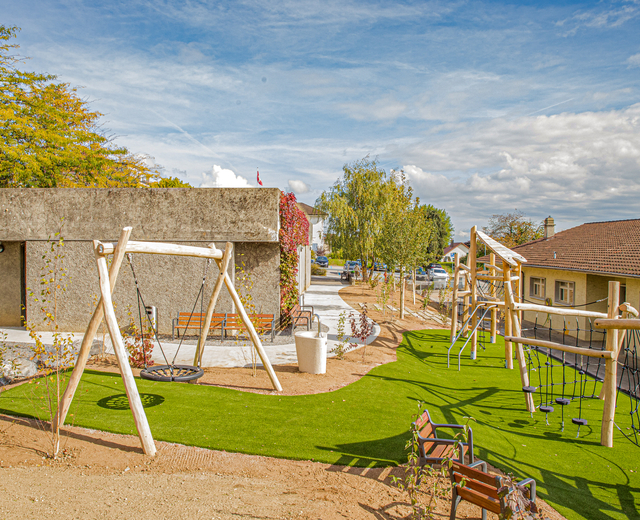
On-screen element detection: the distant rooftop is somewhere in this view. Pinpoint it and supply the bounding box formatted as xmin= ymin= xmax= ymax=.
xmin=511 ymin=218 xmax=640 ymax=278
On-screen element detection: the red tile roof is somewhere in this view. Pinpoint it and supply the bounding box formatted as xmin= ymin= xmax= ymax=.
xmin=511 ymin=219 xmax=640 ymax=278
xmin=442 ymin=242 xmax=469 ymax=256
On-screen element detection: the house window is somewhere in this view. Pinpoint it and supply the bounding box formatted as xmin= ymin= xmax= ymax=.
xmin=620 ymin=285 xmax=627 ymax=303
xmin=529 ymin=277 xmax=545 ymax=300
xmin=555 ymin=280 xmax=574 ymax=305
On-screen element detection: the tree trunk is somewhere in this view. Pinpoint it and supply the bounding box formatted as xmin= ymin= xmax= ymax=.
xmin=400 ymin=268 xmax=405 ymax=320
xmin=412 ymin=269 xmax=416 ymax=305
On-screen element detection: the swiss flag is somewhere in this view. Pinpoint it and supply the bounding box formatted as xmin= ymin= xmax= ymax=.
xmin=257 ymin=169 xmax=263 ymax=186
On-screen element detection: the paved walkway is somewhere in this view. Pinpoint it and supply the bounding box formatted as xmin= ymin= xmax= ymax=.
xmin=1 ymin=268 xmax=380 ymax=369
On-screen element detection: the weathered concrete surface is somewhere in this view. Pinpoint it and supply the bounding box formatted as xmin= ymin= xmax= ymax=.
xmin=0 ymin=188 xmax=280 ymax=242
xmin=0 ymin=188 xmax=283 ymax=332
xmin=0 ymin=241 xmax=22 ymax=326
xmin=23 ymin=241 xmax=280 ymax=334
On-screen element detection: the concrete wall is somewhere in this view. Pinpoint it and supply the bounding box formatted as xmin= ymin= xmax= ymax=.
xmin=1 ymin=189 xmax=282 ymax=333
xmin=0 ymin=188 xmax=280 ymax=242
xmin=0 ymin=242 xmax=23 ymax=327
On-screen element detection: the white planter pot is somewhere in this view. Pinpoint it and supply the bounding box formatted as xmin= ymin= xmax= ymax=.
xmin=294 ymin=331 xmax=327 ymax=374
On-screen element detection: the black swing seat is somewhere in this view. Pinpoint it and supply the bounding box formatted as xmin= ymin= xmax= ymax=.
xmin=522 ymin=386 xmax=537 ymax=393
xmin=140 ymin=364 xmax=204 ymax=382
xmin=572 ymin=418 xmax=588 ymax=426
xmin=555 ymin=397 xmax=571 ymax=406
xmin=540 ymin=406 xmax=554 ymax=413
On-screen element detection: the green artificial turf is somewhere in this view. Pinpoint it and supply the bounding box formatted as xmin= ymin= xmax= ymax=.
xmin=2 ymin=329 xmax=639 ymax=519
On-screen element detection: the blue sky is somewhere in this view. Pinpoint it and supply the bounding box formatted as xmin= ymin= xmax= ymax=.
xmin=4 ymin=0 xmax=640 ymax=239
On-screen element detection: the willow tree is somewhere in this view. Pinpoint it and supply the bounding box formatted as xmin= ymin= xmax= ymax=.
xmin=0 ymin=26 xmax=158 ymax=188
xmin=316 ymin=157 xmax=389 ymax=281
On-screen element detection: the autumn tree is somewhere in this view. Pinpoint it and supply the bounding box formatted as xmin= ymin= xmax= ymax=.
xmin=0 ymin=26 xmax=160 ymax=188
xmin=482 ymin=210 xmax=543 ymax=249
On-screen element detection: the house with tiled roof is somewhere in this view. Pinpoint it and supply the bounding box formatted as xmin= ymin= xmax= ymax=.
xmin=441 ymin=241 xmax=470 ymax=263
xmin=511 ymin=217 xmax=640 ymax=317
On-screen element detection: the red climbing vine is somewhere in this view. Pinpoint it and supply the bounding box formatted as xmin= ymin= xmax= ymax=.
xmin=279 ymin=191 xmax=309 ymax=323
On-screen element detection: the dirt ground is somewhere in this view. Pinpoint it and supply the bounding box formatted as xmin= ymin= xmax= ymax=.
xmin=0 ymin=284 xmax=566 ymax=519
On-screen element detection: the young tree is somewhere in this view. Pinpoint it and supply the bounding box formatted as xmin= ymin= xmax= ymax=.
xmin=316 ymin=157 xmax=388 ymax=282
xmin=423 ymin=205 xmax=454 ymax=260
xmin=0 ymin=26 xmax=159 ymax=188
xmin=377 ymin=172 xmax=434 ymax=319
xmin=482 ymin=210 xmax=543 ymax=249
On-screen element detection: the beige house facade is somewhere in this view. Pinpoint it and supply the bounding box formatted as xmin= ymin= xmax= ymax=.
xmin=511 ymin=218 xmax=640 ymax=340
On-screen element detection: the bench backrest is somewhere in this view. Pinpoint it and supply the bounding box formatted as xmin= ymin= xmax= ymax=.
xmin=451 ymin=462 xmax=502 ymax=514
xmin=175 ymin=312 xmax=225 ymax=326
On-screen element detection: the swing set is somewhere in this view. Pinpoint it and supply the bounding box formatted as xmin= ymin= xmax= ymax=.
xmin=54 ymin=227 xmax=283 ymax=456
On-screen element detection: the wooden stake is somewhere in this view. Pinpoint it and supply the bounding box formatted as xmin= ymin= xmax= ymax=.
xmin=56 ymin=227 xmax=132 ymax=430
xmin=601 ymin=281 xmax=620 ymax=448
xmin=503 ymin=266 xmax=513 ymax=370
xmin=489 ymin=253 xmax=497 ymax=343
xmin=193 ymin=242 xmax=233 ymax=367
xmin=450 ymin=254 xmax=460 ymax=343
xmin=469 ymin=226 xmax=477 ymax=359
xmin=219 ymin=267 xmax=283 ymax=392
xmin=95 ymin=243 xmax=156 ymax=456
xmin=504 ymin=275 xmax=535 ymax=412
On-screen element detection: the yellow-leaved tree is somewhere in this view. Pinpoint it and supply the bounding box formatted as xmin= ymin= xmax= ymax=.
xmin=0 ymin=26 xmax=169 ymax=188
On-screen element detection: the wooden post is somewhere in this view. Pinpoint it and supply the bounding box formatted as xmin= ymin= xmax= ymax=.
xmin=219 ymin=266 xmax=283 ymax=392
xmin=469 ymin=226 xmax=478 ymax=359
xmin=489 ymin=253 xmax=497 ymax=343
xmin=95 ymin=243 xmax=156 ymax=456
xmin=504 ymin=272 xmax=535 ymax=412
xmin=56 ymin=227 xmax=132 ymax=429
xmin=450 ymin=255 xmax=460 ymax=342
xmin=601 ymin=281 xmax=620 ymax=448
xmin=516 ymin=263 xmax=523 ymax=327
xmin=503 ymin=265 xmax=513 ymax=370
xmin=193 ymin=242 xmax=233 ymax=366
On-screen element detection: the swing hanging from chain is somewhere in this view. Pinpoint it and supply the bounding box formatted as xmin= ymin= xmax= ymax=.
xmin=127 ymin=253 xmax=209 ymax=382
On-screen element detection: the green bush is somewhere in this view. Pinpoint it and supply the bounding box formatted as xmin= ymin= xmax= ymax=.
xmin=311 ymin=264 xmax=326 ymax=276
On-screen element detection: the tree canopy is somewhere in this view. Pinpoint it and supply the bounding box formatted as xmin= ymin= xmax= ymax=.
xmin=0 ymin=26 xmax=160 ymax=188
xmin=316 ymin=157 xmax=450 ymax=282
xmin=482 ymin=210 xmax=543 ymax=249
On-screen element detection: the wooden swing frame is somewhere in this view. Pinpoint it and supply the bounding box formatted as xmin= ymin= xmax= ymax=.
xmin=54 ymin=227 xmax=282 ymax=456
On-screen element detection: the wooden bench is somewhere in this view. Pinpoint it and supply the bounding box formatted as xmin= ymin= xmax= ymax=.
xmin=414 ymin=409 xmax=474 ymax=466
xmin=171 ymin=312 xmax=226 ymax=340
xmin=291 ymin=304 xmax=312 ymax=330
xmin=449 ymin=460 xmax=537 ymax=520
xmin=224 ymin=313 xmax=276 ymax=342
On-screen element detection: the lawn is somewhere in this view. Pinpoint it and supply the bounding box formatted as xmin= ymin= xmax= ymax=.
xmin=1 ymin=329 xmax=638 ymax=519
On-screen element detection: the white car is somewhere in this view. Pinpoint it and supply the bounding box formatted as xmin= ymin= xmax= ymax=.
xmin=428 ymin=267 xmax=449 ymax=281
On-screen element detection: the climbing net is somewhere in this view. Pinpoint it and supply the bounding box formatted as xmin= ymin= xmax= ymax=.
xmin=521 ymin=314 xmax=607 ymax=436
xmin=520 ymin=313 xmax=640 ymax=444
xmin=616 ymin=328 xmax=640 ymax=445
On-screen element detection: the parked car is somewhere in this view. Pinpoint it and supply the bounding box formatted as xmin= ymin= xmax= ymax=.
xmin=428 ymin=267 xmax=449 ymax=281
xmin=341 ymin=260 xmax=359 ymax=280
xmin=415 ymin=267 xmax=429 ymax=280
xmin=316 ymin=256 xmax=329 ymax=268
xmin=374 ymin=262 xmax=387 ymax=271
xmin=427 ymin=263 xmax=443 ymax=270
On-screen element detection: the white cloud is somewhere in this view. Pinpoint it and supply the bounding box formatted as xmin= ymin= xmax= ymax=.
xmin=288 ymin=179 xmax=310 ymax=194
xmin=627 ymin=53 xmax=640 ymax=68
xmin=402 ymin=104 xmax=640 ymax=238
xmin=200 ymin=165 xmax=251 ymax=187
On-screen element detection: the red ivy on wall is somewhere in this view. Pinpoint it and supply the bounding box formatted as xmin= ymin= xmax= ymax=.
xmin=279 ymin=191 xmax=309 ymax=322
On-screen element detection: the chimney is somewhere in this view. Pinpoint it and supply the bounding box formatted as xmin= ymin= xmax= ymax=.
xmin=544 ymin=216 xmax=555 ymax=239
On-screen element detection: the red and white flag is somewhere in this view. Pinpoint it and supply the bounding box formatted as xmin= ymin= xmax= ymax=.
xmin=257 ymin=169 xmax=263 ymax=186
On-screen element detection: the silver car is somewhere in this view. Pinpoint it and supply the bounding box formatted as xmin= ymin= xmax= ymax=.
xmin=428 ymin=267 xmax=449 ymax=281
